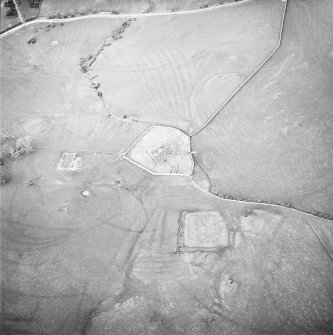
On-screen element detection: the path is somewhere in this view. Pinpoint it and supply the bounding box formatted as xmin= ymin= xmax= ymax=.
xmin=13 ymin=0 xmax=24 ymax=23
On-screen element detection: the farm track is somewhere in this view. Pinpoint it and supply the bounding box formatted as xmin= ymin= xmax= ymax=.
xmin=2 ymin=3 xmax=333 ymax=332
xmin=35 ymin=146 xmax=121 ymax=156
xmin=13 ymin=0 xmax=24 ymax=23
xmin=0 ymin=0 xmax=254 ymax=38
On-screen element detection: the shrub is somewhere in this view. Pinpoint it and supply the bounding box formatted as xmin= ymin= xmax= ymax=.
xmin=6 ymin=8 xmax=18 ymax=17
xmin=27 ymin=37 xmax=37 ymax=44
xmin=28 ymin=0 xmax=41 ymax=8
xmin=4 ymin=0 xmax=15 ymax=9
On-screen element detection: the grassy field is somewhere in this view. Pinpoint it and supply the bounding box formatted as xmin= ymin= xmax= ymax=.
xmin=0 ymin=18 xmax=124 ymax=128
xmin=93 ymin=0 xmax=284 ymax=132
xmin=192 ymin=0 xmax=333 ymax=216
xmin=1 ymin=0 xmax=333 ymax=334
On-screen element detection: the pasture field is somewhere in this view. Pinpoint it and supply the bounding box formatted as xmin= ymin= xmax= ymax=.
xmin=1 ymin=0 xmax=333 ymax=334
xmin=93 ymin=0 xmax=285 ymax=132
xmin=192 ymin=0 xmax=333 ymax=216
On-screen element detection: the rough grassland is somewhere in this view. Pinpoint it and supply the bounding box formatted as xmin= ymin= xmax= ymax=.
xmin=192 ymin=0 xmax=333 ymax=216
xmin=2 ymin=153 xmax=333 ymax=334
xmin=1 ymin=1 xmax=333 ymax=334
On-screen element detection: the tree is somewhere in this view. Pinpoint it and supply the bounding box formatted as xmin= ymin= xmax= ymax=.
xmin=28 ymin=0 xmax=41 ymax=8
xmin=6 ymin=8 xmax=18 ymax=17
xmin=4 ymin=0 xmax=15 ymax=9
